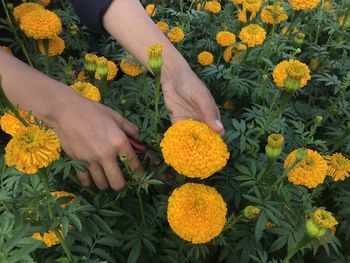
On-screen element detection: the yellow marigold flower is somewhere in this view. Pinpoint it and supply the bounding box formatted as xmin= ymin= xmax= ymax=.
xmin=167 ymin=27 xmax=185 ymax=43
xmin=13 ymin=3 xmax=44 ymax=22
xmin=120 ymin=58 xmax=143 ymax=77
xmin=0 ymin=111 xmax=34 ymax=136
xmin=267 ymin=133 xmax=284 ymax=148
xmin=239 ymin=24 xmax=266 ymax=47
xmin=50 ymin=191 xmax=77 ymax=208
xmin=167 ymin=183 xmax=227 ymax=244
xmin=160 ymin=119 xmax=230 ymax=179
xmin=311 ymin=210 xmax=338 ymax=230
xmin=95 ymin=60 xmax=118 ymax=81
xmin=156 ymin=21 xmax=169 ymax=33
xmin=196 ymin=2 xmax=204 ymax=11
xmin=39 ymin=0 xmax=51 ymax=7
xmin=323 ymin=1 xmax=331 ymax=9
xmin=77 ymin=70 xmax=88 ymax=81
xmin=243 ymin=0 xmax=262 ymax=12
xmin=238 ymin=8 xmax=257 ymax=23
xmin=339 ymin=16 xmax=350 ymax=27
xmin=261 ymin=5 xmax=288 ymax=25
xmin=231 ymin=0 xmax=243 ymax=4
xmin=71 ymin=81 xmax=101 ymax=102
xmin=223 ymin=43 xmax=247 ymax=62
xmin=224 ymin=46 xmax=234 ymax=63
xmin=145 ymin=4 xmax=156 ymax=17
xmin=148 ymin=44 xmax=164 ymax=73
xmin=204 ymin=1 xmax=222 ymax=13
xmin=324 ymin=153 xmax=350 ymax=181
xmin=0 ymin=45 xmax=12 ymax=55
xmin=284 ymin=149 xmax=328 ymax=189
xmin=20 ymin=9 xmax=62 ymax=40
xmin=197 ymin=51 xmax=214 ymax=66
xmin=5 ymin=126 xmax=61 ymax=174
xmin=32 ymin=230 xmax=60 ymax=247
xmin=37 ymin=36 xmax=65 ymax=56
xmin=216 ymin=31 xmax=236 ymax=47
xmin=272 ymin=59 xmax=311 ymax=89
xmin=244 ymin=205 xmax=260 ymax=220
xmin=288 ymin=0 xmax=321 ymax=10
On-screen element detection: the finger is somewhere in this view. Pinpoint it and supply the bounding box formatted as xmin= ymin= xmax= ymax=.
xmin=113 ymin=114 xmax=139 ymax=139
xmin=76 ymin=171 xmax=92 ymax=187
xmin=101 ymin=156 xmax=126 ymax=191
xmin=118 ymin=143 xmax=144 ymax=175
xmin=88 ymin=163 xmax=109 ymax=190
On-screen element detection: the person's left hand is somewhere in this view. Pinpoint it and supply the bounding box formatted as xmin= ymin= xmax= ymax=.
xmin=161 ymin=69 xmax=224 ymax=135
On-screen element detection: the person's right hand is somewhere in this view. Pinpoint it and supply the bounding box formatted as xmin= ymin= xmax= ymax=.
xmin=47 ymin=95 xmax=143 ymax=191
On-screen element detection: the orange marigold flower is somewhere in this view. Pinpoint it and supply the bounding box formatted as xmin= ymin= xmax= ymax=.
xmin=71 ymin=81 xmax=100 ymax=102
xmin=238 ymin=24 xmax=266 ymax=47
xmin=0 ymin=111 xmax=34 ymax=136
xmin=323 ymin=1 xmax=331 ymax=9
xmin=77 ymin=70 xmax=88 ymax=81
xmin=261 ymin=4 xmax=288 ymax=25
xmin=95 ymin=60 xmax=118 ymax=81
xmin=231 ymin=0 xmax=243 ymax=4
xmin=37 ymin=36 xmax=65 ymax=56
xmin=216 ymin=31 xmax=236 ymax=47
xmin=160 ymin=119 xmax=230 ymax=179
xmin=50 ymin=191 xmax=77 ymax=208
xmin=32 ymin=230 xmax=60 ymax=247
xmin=5 ymin=126 xmax=61 ymax=174
xmin=223 ymin=43 xmax=246 ymax=62
xmin=13 ymin=3 xmax=44 ymax=22
xmin=167 ymin=183 xmax=227 ymax=244
xmin=238 ymin=8 xmax=257 ymax=23
xmin=324 ymin=153 xmax=350 ymax=181
xmin=197 ymin=51 xmax=214 ymax=66
xmin=288 ymin=0 xmax=321 ymax=10
xmin=167 ymin=27 xmax=185 ymax=43
xmin=284 ymin=149 xmax=328 ymax=188
xmin=120 ymin=58 xmax=143 ymax=77
xmin=204 ymin=1 xmax=222 ymax=13
xmin=145 ymin=4 xmax=157 ymax=17
xmin=156 ymin=21 xmax=169 ymax=33
xmin=243 ymin=0 xmax=262 ymax=12
xmin=20 ymin=9 xmax=62 ymax=40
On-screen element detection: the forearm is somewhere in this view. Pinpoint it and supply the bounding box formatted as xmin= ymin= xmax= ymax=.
xmin=102 ymin=0 xmax=191 ymax=84
xmin=0 ymin=51 xmax=78 ymax=122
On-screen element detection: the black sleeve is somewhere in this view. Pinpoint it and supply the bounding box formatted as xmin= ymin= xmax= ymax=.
xmin=70 ymin=0 xmax=113 ymax=33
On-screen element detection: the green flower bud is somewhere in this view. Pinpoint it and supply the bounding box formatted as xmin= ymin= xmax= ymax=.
xmin=244 ymin=205 xmax=260 ymax=220
xmin=96 ymin=57 xmax=109 ymax=80
xmin=305 ymin=219 xmax=326 ymax=238
xmin=84 ymin=54 xmax=98 ymax=76
xmin=265 ymin=145 xmax=282 ymax=159
xmin=314 ymin=115 xmax=323 ymax=125
xmin=284 ymin=77 xmax=301 ymax=91
xmin=147 ymin=44 xmax=163 ymax=75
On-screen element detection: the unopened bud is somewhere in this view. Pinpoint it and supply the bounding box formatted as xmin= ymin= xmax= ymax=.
xmin=70 ymin=24 xmax=78 ymax=36
xmin=147 ymin=44 xmax=163 ymax=75
xmin=265 ymin=145 xmax=282 ymax=159
xmin=306 ymin=219 xmax=326 ymax=238
xmin=96 ymin=57 xmax=109 ymax=80
xmin=314 ymin=115 xmax=323 ymax=125
xmin=284 ymin=77 xmax=301 ymax=91
xmin=84 ymin=54 xmax=98 ymax=76
xmin=244 ymin=205 xmax=260 ymax=220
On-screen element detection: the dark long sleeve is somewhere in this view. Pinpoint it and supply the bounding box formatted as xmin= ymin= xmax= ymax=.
xmin=70 ymin=0 xmax=113 ymax=33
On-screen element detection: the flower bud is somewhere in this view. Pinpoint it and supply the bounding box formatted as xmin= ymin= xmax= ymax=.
xmin=306 ymin=219 xmax=326 ymax=238
xmin=70 ymin=24 xmax=78 ymax=36
xmin=223 ymin=101 xmax=234 ymax=111
xmin=84 ymin=54 xmax=98 ymax=76
xmin=265 ymin=145 xmax=282 ymax=159
xmin=96 ymin=57 xmax=109 ymax=80
xmin=243 ymin=205 xmax=260 ymax=220
xmin=284 ymin=77 xmax=301 ymax=91
xmin=267 ymin=133 xmax=284 ymax=148
xmin=314 ymin=115 xmax=323 ymax=126
xmin=147 ymin=44 xmax=163 ymax=75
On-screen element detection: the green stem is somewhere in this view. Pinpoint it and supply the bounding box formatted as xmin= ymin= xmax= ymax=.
xmin=101 ymin=78 xmax=109 ymax=103
xmin=137 ymin=191 xmax=146 ymax=227
xmin=153 ymin=72 xmax=161 ymax=136
xmin=282 ymin=235 xmax=312 ymax=263
xmin=54 ymin=229 xmax=73 ymax=261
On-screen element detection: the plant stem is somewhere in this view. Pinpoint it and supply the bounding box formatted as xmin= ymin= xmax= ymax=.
xmin=137 ymin=191 xmax=146 ymax=227
xmin=282 ymin=235 xmax=312 ymax=263
xmin=101 ymin=78 xmax=109 ymax=103
xmin=153 ymin=72 xmax=161 ymax=136
xmin=54 ymin=229 xmax=73 ymax=261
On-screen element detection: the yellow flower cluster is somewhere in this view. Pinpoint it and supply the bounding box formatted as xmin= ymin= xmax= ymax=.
xmin=167 ymin=183 xmax=227 ymax=244
xmin=243 ymin=0 xmax=262 ymax=12
xmin=5 ymin=126 xmax=61 ymax=174
xmin=19 ymin=9 xmax=62 ymax=40
xmin=32 ymin=230 xmax=60 ymax=247
xmin=216 ymin=31 xmax=236 ymax=47
xmin=288 ymin=0 xmax=321 ymax=10
xmin=261 ymin=5 xmax=288 ymax=25
xmin=156 ymin=21 xmax=169 ymax=33
xmin=237 ymin=8 xmax=257 ymax=23
xmin=120 ymin=58 xmax=143 ymax=77
xmin=95 ymin=60 xmax=118 ymax=81
xmin=273 ymin=59 xmax=311 ymax=89
xmin=231 ymin=0 xmax=243 ymax=4
xmin=223 ymin=43 xmax=247 ymax=62
xmin=197 ymin=51 xmax=214 ymax=66
xmin=324 ymin=153 xmax=350 ymax=181
xmin=51 ymin=191 xmax=77 ymax=208
xmin=160 ymin=119 xmax=229 ymax=179
xmin=239 ymin=24 xmax=266 ymax=47
xmin=0 ymin=111 xmax=33 ymax=136
xmin=204 ymin=1 xmax=222 ymax=13
xmin=13 ymin=3 xmax=44 ymax=22
xmin=37 ymin=36 xmax=65 ymax=56
xmin=167 ymin=27 xmax=185 ymax=43
xmin=71 ymin=81 xmax=101 ymax=102
xmin=145 ymin=4 xmax=157 ymax=17
xmin=284 ymin=149 xmax=328 ymax=188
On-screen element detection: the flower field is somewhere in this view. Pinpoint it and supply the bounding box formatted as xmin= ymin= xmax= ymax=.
xmin=1 ymin=0 xmax=350 ymax=262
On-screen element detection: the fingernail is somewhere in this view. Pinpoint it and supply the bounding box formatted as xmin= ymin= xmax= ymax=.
xmin=215 ymin=120 xmax=224 ymax=130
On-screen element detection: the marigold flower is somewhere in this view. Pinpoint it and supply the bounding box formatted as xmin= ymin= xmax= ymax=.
xmin=243 ymin=0 xmax=262 ymax=12
xmin=323 ymin=1 xmax=331 ymax=9
xmin=95 ymin=60 xmax=118 ymax=81
xmin=197 ymin=51 xmax=214 ymax=66
xmin=216 ymin=31 xmax=236 ymax=47
xmin=167 ymin=183 xmax=227 ymax=244
xmin=267 ymin=133 xmax=284 ymax=148
xmin=204 ymin=1 xmax=222 ymax=13
xmin=0 ymin=111 xmax=34 ymax=136
xmin=223 ymin=43 xmax=246 ymax=62
xmin=288 ymin=0 xmax=321 ymax=10
xmin=231 ymin=0 xmax=243 ymax=4
xmin=156 ymin=21 xmax=169 ymax=33
xmin=84 ymin=53 xmax=98 ymax=75
xmin=237 ymin=8 xmax=257 ymax=23
xmin=284 ymin=149 xmax=328 ymax=189
xmin=0 ymin=45 xmax=12 ymax=55
xmin=20 ymin=9 xmax=62 ymax=40
xmin=160 ymin=119 xmax=229 ymax=179
xmin=244 ymin=205 xmax=260 ymax=220
xmin=37 ymin=36 xmax=65 ymax=56
xmin=5 ymin=126 xmax=61 ymax=174
xmin=272 ymin=59 xmax=311 ymax=90
xmin=261 ymin=5 xmax=288 ymax=25
xmin=77 ymin=70 xmax=88 ymax=81
xmin=238 ymin=24 xmax=266 ymax=47
xmin=120 ymin=58 xmax=143 ymax=77
xmin=32 ymin=230 xmax=60 ymax=247
xmin=167 ymin=27 xmax=185 ymax=43
xmin=13 ymin=3 xmax=44 ymax=22
xmin=148 ymin=44 xmax=164 ymax=73
xmin=306 ymin=209 xmax=338 ymax=238
xmin=145 ymin=4 xmax=157 ymax=17
xmin=324 ymin=153 xmax=350 ymax=181
xmin=71 ymin=81 xmax=100 ymax=102
xmin=51 ymin=191 xmax=77 ymax=208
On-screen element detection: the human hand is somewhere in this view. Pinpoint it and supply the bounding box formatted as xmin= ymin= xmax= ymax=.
xmin=47 ymin=96 xmax=143 ymax=191
xmin=161 ymin=69 xmax=224 ymax=135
